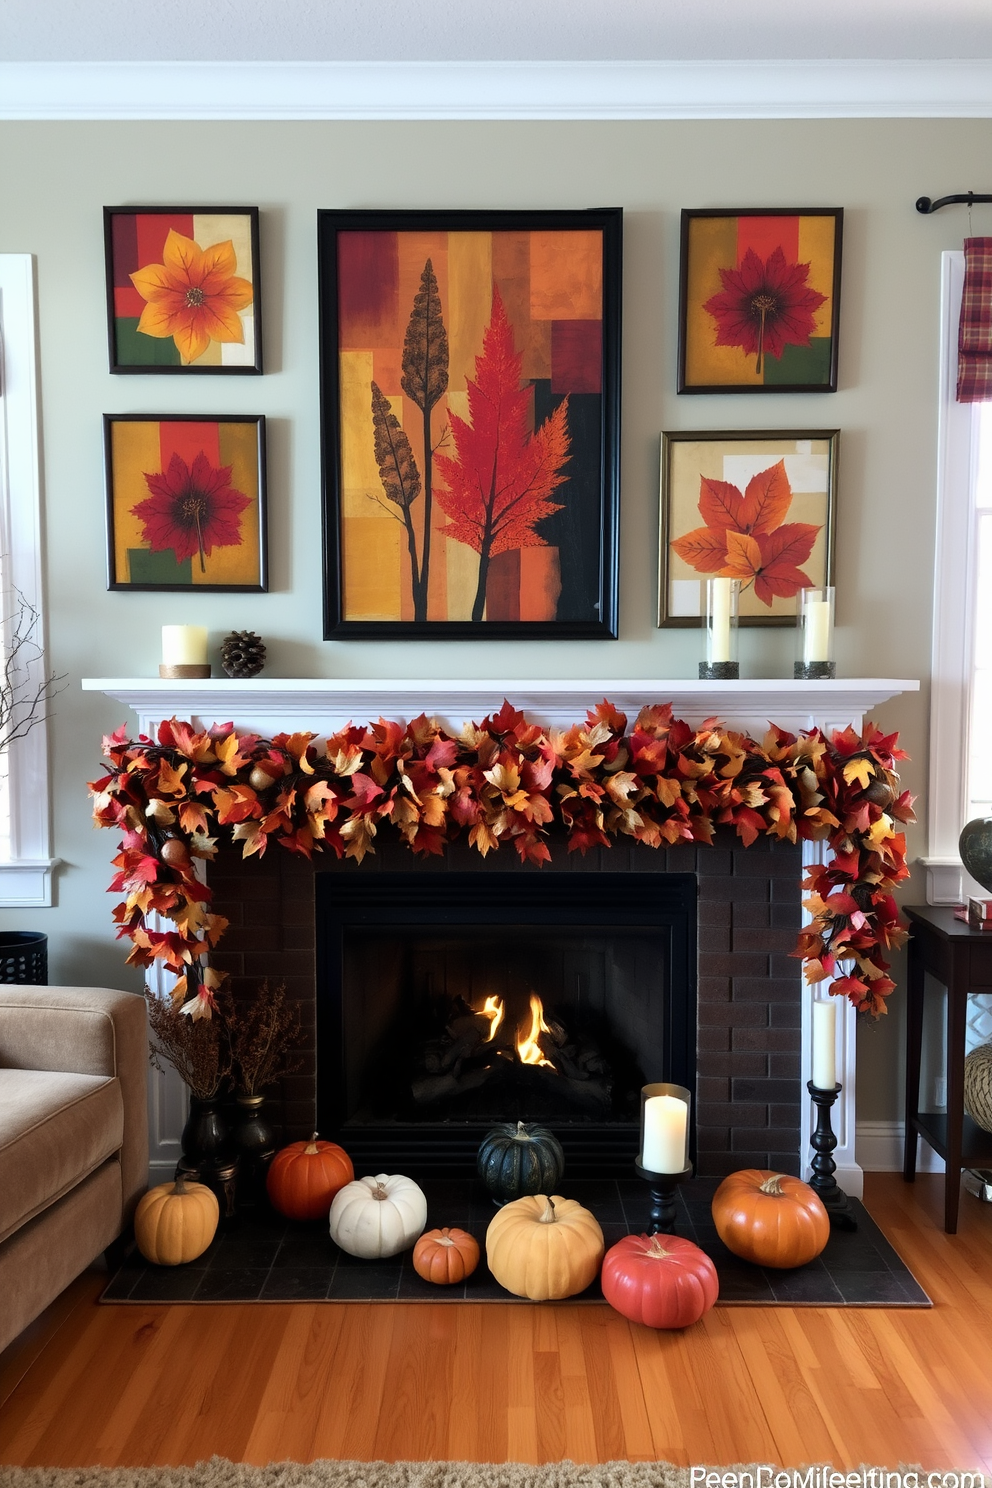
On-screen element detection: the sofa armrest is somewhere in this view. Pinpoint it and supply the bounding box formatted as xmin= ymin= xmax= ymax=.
xmin=0 ymin=986 xmax=149 ymax=1218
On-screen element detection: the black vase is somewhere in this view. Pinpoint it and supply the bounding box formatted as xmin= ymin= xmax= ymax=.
xmin=233 ymin=1094 xmax=277 ymax=1205
xmin=180 ymin=1096 xmax=232 ymax=1171
xmin=960 ymin=817 xmax=992 ymax=895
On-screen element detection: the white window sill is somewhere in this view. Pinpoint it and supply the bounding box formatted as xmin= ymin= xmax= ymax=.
xmin=0 ymin=857 xmax=60 ymax=908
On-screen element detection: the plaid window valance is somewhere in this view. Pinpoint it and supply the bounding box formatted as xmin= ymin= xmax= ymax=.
xmin=958 ymin=237 xmax=992 ymax=401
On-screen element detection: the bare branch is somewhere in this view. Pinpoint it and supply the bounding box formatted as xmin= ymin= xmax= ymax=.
xmin=0 ymin=583 xmax=66 ymax=756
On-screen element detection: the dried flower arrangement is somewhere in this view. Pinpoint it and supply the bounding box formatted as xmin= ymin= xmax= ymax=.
xmin=146 ymin=988 xmax=230 ymax=1100
xmin=226 ymin=980 xmax=305 ymax=1097
xmin=146 ymin=978 xmax=303 ymax=1102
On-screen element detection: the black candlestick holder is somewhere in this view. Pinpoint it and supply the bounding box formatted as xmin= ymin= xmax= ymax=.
xmin=807 ymin=1080 xmax=858 ymax=1231
xmin=635 ymin=1162 xmax=693 ymax=1234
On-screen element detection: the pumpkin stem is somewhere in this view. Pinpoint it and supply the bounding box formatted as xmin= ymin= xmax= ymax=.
xmin=304 ymin=1132 xmax=321 ymax=1155
xmin=758 ymin=1173 xmax=788 ymax=1196
xmin=437 ymin=1234 xmax=455 ymax=1247
xmin=515 ymin=1121 xmax=532 ymax=1140
xmin=538 ymin=1196 xmax=558 ymax=1225
xmin=646 ymin=1234 xmax=669 ymax=1257
xmin=372 ymin=1181 xmax=389 ymax=1201
xmin=173 ymin=1174 xmax=188 ymax=1196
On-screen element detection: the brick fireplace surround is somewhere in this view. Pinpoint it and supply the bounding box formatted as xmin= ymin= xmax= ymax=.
xmin=208 ymin=829 xmax=804 ymax=1177
xmin=83 ymin=675 xmax=920 ymax=1190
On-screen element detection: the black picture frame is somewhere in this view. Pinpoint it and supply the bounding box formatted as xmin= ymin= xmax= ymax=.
xmin=103 ymin=206 xmax=263 ymax=375
xmin=104 ymin=413 xmax=268 ymax=592
xmin=318 ymin=207 xmax=622 ymax=639
xmin=678 ymin=208 xmax=843 ymax=394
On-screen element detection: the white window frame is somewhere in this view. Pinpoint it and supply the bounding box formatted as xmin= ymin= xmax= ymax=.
xmin=0 ymin=254 xmax=56 ymax=906
xmin=923 ymin=251 xmax=991 ymax=904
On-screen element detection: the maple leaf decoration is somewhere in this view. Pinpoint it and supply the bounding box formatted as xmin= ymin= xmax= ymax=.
xmin=133 ymin=451 xmax=251 ymax=574
xmin=703 ymin=246 xmax=827 ymax=374
xmin=434 ymin=285 xmax=571 ymax=623
xmin=671 ymin=459 xmax=820 ymax=607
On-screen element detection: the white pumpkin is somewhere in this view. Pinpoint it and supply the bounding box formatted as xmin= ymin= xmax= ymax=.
xmin=328 ymin=1173 xmax=428 ymax=1259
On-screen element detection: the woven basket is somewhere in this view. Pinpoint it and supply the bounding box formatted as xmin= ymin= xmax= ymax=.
xmin=964 ymin=1042 xmax=992 ymax=1132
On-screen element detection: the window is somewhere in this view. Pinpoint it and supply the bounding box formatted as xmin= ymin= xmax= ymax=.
xmin=0 ymin=254 xmax=56 ymax=907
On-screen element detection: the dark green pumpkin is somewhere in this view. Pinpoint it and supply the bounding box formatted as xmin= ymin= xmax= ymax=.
xmin=477 ymin=1121 xmax=565 ymax=1203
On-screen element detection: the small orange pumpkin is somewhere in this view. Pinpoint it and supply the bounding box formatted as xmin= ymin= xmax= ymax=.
xmin=266 ymin=1133 xmax=354 ymax=1220
xmin=712 ymin=1169 xmax=829 ymax=1269
xmin=412 ymin=1227 xmax=480 ymax=1285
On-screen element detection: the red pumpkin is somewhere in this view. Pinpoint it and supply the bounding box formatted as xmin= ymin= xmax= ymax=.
xmin=412 ymin=1227 xmax=480 ymax=1285
xmin=712 ymin=1169 xmax=829 ymax=1269
xmin=601 ymin=1233 xmax=718 ymax=1329
xmin=266 ymin=1133 xmax=354 ymax=1220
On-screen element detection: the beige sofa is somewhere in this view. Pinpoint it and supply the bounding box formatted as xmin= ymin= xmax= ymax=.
xmin=0 ymin=985 xmax=148 ymax=1352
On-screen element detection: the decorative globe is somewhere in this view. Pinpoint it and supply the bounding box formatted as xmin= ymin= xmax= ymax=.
xmin=964 ymin=1043 xmax=992 ymax=1132
xmin=959 ymin=817 xmax=992 ymax=894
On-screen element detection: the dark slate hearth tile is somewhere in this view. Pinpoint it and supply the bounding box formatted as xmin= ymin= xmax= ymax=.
xmin=127 ymin=1267 xmax=210 ymax=1302
xmin=260 ymin=1267 xmax=333 ymax=1301
xmin=194 ymin=1267 xmax=268 ymax=1301
xmin=397 ymin=1258 xmax=465 ymax=1301
xmin=102 ymin=1266 xmax=144 ymax=1299
xmin=819 ymin=1233 xmax=890 ymax=1272
xmin=714 ymin=1267 xmax=777 ymax=1303
xmin=271 ymin=1229 xmax=336 ymax=1268
xmin=834 ymin=1270 xmax=928 ymax=1305
xmin=599 ymin=1222 xmax=630 ymax=1250
xmin=419 ymin=1179 xmax=476 ymax=1224
xmin=767 ymin=1261 xmax=844 ymax=1305
xmin=210 ymin=1231 xmax=283 ymax=1269
xmin=328 ymin=1264 xmax=401 ymax=1300
xmin=567 ymin=1180 xmax=626 ymax=1221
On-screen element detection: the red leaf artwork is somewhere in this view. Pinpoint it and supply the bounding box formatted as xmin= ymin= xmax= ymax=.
xmin=434 ymin=286 xmax=571 ymax=623
xmin=703 ymin=247 xmax=827 ymax=374
xmin=133 ymin=451 xmax=250 ymax=574
xmin=670 ymin=459 xmax=819 ymax=607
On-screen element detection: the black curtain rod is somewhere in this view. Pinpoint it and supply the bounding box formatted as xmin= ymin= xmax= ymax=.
xmin=917 ymin=192 xmax=992 ymax=214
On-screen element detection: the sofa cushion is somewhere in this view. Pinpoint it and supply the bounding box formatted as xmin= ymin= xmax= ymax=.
xmin=0 ymin=1068 xmax=124 ymax=1244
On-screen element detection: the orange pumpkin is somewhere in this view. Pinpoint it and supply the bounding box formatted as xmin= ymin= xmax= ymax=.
xmin=712 ymin=1169 xmax=829 ymax=1269
xmin=266 ymin=1132 xmax=354 ymax=1220
xmin=412 ymin=1227 xmax=480 ymax=1285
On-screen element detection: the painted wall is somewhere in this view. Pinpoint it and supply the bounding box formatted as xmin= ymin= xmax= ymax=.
xmin=0 ymin=117 xmax=978 ymax=1124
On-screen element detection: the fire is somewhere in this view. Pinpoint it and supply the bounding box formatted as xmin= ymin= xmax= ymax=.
xmin=480 ymin=994 xmax=504 ymax=1042
xmin=516 ymin=993 xmax=554 ymax=1068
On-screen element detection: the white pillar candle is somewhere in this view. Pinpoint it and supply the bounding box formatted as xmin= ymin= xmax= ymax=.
xmin=812 ymin=997 xmax=837 ymax=1090
xmin=162 ymin=625 xmax=208 ymax=666
xmin=709 ymin=578 xmax=733 ymax=663
xmin=804 ymin=600 xmax=832 ymax=664
xmin=642 ymin=1094 xmax=688 ymax=1173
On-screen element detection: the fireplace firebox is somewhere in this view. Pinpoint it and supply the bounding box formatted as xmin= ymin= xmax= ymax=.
xmin=315 ymin=872 xmax=696 ymax=1177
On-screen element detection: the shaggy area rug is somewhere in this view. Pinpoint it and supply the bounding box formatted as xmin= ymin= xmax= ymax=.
xmin=0 ymin=1464 xmax=695 ymax=1488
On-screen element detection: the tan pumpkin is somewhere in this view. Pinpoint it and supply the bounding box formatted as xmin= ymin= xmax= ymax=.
xmin=134 ymin=1175 xmax=219 ymax=1266
xmin=412 ymin=1227 xmax=480 ymax=1285
xmin=486 ymin=1194 xmax=605 ymax=1300
xmin=266 ymin=1133 xmax=354 ymax=1220
xmin=712 ymin=1169 xmax=829 ymax=1269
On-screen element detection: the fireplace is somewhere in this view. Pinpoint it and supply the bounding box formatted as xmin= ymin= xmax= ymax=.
xmin=314 ymin=870 xmax=696 ymax=1176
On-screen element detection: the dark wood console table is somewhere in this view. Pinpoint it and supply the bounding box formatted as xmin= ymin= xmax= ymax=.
xmin=904 ymin=905 xmax=992 ymax=1232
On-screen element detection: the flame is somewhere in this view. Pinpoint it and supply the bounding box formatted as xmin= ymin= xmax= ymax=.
xmin=516 ymin=993 xmax=554 ymax=1067
xmin=480 ymin=994 xmax=504 ymax=1042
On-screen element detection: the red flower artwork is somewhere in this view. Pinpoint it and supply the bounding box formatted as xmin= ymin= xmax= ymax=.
xmin=133 ymin=452 xmax=251 ymax=573
xmin=670 ymin=459 xmax=819 ymax=606
xmin=703 ymin=246 xmax=827 ymax=373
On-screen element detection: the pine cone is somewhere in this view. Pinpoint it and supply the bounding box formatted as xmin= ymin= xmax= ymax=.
xmin=221 ymin=630 xmax=266 ymax=679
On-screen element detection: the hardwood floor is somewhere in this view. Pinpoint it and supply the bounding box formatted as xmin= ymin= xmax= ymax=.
xmin=1 ymin=1174 xmax=991 ymax=1472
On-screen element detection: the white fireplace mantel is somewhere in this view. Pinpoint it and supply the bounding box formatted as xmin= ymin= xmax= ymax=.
xmin=84 ymin=675 xmax=919 ymax=1192
xmin=82 ymin=676 xmax=918 ymax=741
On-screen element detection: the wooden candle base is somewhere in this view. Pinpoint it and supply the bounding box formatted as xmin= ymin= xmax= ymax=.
xmin=159 ymin=664 xmax=211 ymax=679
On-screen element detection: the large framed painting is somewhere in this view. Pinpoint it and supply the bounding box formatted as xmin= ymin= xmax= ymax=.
xmin=678 ymin=209 xmax=843 ymax=394
xmin=318 ymin=208 xmax=622 ymax=638
xmin=104 ymin=207 xmax=262 ymax=373
xmin=105 ymin=414 xmax=268 ymax=591
xmin=659 ymin=430 xmax=838 ymax=627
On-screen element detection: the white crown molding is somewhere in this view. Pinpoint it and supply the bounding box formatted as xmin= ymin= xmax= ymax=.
xmin=4 ymin=59 xmax=992 ymax=121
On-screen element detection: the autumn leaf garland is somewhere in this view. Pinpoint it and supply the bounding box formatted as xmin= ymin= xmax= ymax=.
xmin=89 ymin=702 xmax=914 ymax=1020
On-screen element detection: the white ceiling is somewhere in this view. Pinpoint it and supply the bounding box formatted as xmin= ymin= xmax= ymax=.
xmin=4 ymin=0 xmax=992 ymax=62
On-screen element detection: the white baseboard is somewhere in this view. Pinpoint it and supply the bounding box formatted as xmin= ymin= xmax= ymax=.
xmin=857 ymin=1120 xmax=947 ymax=1173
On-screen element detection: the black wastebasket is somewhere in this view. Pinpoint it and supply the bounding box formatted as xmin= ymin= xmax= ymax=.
xmin=0 ymin=932 xmax=48 ymax=983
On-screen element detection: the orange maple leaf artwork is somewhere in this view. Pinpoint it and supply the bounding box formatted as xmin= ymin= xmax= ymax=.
xmin=130 ymin=230 xmax=254 ymax=364
xmin=434 ymin=285 xmax=571 ymax=622
xmin=670 ymin=459 xmax=820 ymax=606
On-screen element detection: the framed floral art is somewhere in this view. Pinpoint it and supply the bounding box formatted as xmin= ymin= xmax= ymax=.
xmin=103 ymin=207 xmax=262 ymax=373
xmin=104 ymin=414 xmax=268 ymax=591
xmin=678 ymin=209 xmax=843 ymax=394
xmin=318 ymin=207 xmax=622 ymax=638
xmin=659 ymin=429 xmax=838 ymax=627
